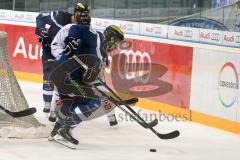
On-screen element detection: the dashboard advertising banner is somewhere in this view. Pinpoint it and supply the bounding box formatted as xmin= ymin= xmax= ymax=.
xmin=106 ymin=39 xmax=193 ymax=109
xmin=190 ymin=47 xmax=240 ymax=121
xmin=0 ymin=23 xmax=192 ymax=109
xmin=0 ymin=23 xmax=42 ymax=74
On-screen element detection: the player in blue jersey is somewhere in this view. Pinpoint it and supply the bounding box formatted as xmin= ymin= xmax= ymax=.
xmin=49 ymin=24 xmax=124 ymax=148
xmin=35 ymin=2 xmax=90 ymax=122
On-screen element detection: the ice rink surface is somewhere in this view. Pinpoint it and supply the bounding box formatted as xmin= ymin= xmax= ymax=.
xmin=0 ymin=80 xmax=240 ymax=160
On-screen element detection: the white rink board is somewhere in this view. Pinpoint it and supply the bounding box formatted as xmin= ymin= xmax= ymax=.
xmin=190 ymin=47 xmax=240 ymax=121
xmin=199 ymin=28 xmax=223 ymax=45
xmin=1 ymin=9 xmax=240 ymax=48
xmin=140 ymin=23 xmax=168 ymax=38
xmin=168 ymin=26 xmax=199 ymax=42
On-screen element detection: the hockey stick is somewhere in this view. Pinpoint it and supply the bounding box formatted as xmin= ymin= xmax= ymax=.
xmin=0 ymin=105 xmax=37 ymax=118
xmin=68 ymin=74 xmax=156 ymax=128
xmin=72 ymin=55 xmax=158 ymax=129
xmin=121 ymin=98 xmax=138 ymax=105
xmin=92 ymin=82 xmax=157 ymax=128
xmin=94 ymin=79 xmax=180 ymax=140
xmin=96 ymin=89 xmax=158 ymax=129
xmin=72 ymin=55 xmax=179 ymax=139
xmin=93 ymin=82 xmax=158 ymax=129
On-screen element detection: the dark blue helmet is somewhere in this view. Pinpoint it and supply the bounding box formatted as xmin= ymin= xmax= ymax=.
xmin=74 ymin=2 xmax=91 ymax=25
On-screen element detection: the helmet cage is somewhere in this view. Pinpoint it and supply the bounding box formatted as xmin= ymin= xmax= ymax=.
xmin=103 ymin=25 xmax=124 ymax=52
xmin=74 ymin=2 xmax=91 ymax=25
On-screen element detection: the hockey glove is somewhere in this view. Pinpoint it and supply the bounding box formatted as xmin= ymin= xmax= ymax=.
xmin=83 ymin=66 xmax=101 ymax=84
xmin=37 ymin=28 xmax=49 ymax=46
xmin=63 ymin=37 xmax=79 ymax=58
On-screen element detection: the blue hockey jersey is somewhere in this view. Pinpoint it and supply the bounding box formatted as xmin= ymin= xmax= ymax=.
xmin=68 ymin=25 xmax=105 ymax=59
xmin=35 ymin=10 xmax=72 ymax=60
xmin=64 ymin=24 xmax=108 ymax=81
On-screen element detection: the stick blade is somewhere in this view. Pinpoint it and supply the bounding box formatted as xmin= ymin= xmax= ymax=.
xmin=122 ymin=98 xmax=138 ymax=105
xmin=157 ymin=130 xmax=180 ymax=140
xmin=11 ymin=107 xmax=37 ymax=118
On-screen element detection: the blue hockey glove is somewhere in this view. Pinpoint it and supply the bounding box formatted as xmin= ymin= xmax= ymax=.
xmin=63 ymin=37 xmax=79 ymax=57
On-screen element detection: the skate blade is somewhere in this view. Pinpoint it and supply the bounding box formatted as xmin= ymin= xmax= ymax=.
xmin=53 ymin=134 xmax=77 ymax=149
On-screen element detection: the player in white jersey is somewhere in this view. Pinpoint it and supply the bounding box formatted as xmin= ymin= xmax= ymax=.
xmin=36 ymin=2 xmax=90 ymax=122
xmin=50 ymin=23 xmax=118 ymax=127
xmin=51 ymin=24 xmax=75 ymax=60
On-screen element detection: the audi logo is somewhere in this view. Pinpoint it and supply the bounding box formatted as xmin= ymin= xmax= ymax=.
xmin=111 ymin=50 xmax=172 ymax=98
xmin=155 ymin=27 xmax=162 ymax=34
xmin=119 ymin=24 xmax=134 ymax=31
xmin=14 ymin=13 xmax=24 ymax=19
xmin=236 ymin=36 xmax=240 ymax=43
xmin=211 ymin=33 xmax=221 ymax=41
xmin=25 ymin=14 xmax=34 ymax=20
xmin=184 ymin=30 xmax=193 ymax=37
xmin=117 ymin=50 xmax=152 ymax=84
xmin=0 ymin=12 xmax=6 ymax=17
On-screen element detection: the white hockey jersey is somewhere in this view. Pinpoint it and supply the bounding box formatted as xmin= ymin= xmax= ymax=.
xmin=51 ymin=24 xmax=75 ymax=60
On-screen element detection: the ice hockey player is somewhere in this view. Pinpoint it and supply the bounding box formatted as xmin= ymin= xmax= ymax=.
xmin=50 ymin=24 xmax=124 ymax=148
xmin=35 ymin=2 xmax=90 ymax=122
xmin=49 ymin=5 xmax=119 ymax=128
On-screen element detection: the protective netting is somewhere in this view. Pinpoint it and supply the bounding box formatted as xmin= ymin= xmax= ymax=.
xmin=0 ymin=31 xmax=43 ymax=128
xmin=169 ymin=3 xmax=240 ymax=32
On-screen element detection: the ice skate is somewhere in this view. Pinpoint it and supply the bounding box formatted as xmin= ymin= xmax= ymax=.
xmin=48 ymin=121 xmax=61 ymax=141
xmin=48 ymin=111 xmax=57 ymax=122
xmin=43 ymin=102 xmax=51 ymax=113
xmin=53 ymin=125 xmax=78 ymax=149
